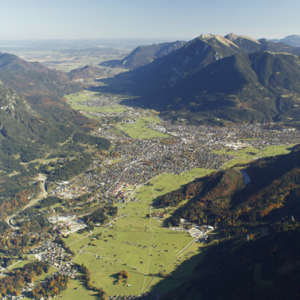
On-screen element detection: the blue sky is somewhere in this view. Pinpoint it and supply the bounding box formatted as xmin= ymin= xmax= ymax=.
xmin=1 ymin=0 xmax=299 ymax=40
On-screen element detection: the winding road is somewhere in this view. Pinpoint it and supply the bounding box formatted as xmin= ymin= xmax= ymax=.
xmin=6 ymin=174 xmax=48 ymax=229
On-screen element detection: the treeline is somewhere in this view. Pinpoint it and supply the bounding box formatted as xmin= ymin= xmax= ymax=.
xmin=154 ymin=169 xmax=244 ymax=226
xmin=0 ymin=261 xmax=50 ymax=297
xmin=73 ymin=132 xmax=111 ymax=150
xmin=0 ymin=139 xmax=45 ymax=163
xmin=35 ymin=196 xmax=63 ymax=209
xmin=0 ymin=142 xmax=41 ymax=220
xmin=76 ymin=263 xmax=108 ymax=300
xmin=55 ymin=237 xmax=75 ymax=258
xmin=0 ymin=233 xmax=41 ymax=256
xmin=0 ymin=179 xmax=40 ymax=220
xmin=17 ymin=207 xmax=51 ymax=233
xmin=40 ymin=154 xmax=93 ymax=182
xmin=85 ymin=206 xmax=118 ymax=225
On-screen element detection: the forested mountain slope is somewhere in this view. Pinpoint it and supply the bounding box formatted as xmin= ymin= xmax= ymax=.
xmin=155 ymin=148 xmax=300 ymax=226
xmin=0 ymin=54 xmax=111 ymax=219
xmin=99 ymin=34 xmax=300 ymax=126
xmin=155 ymin=148 xmax=300 ymax=300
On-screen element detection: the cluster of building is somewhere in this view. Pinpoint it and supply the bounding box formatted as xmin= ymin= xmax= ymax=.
xmin=30 ymin=239 xmax=61 ymax=255
xmin=79 ymin=93 xmax=120 ymax=107
xmin=31 ymin=240 xmax=78 ymax=278
xmin=48 ymin=215 xmax=87 ymax=236
xmin=50 ymin=180 xmax=94 ymax=199
xmin=43 ymin=117 xmax=300 ymax=224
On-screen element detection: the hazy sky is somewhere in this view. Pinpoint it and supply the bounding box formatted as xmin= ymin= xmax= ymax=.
xmin=1 ymin=0 xmax=299 ymax=40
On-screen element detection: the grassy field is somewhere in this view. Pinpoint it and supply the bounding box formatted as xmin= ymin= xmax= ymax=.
xmin=65 ymin=92 xmax=91 ymax=104
xmin=117 ymin=117 xmax=169 ymax=139
xmin=260 ymin=144 xmax=296 ymax=157
xmin=213 ymin=147 xmax=260 ymax=169
xmin=65 ymin=92 xmax=126 ymax=114
xmin=59 ymin=137 xmax=296 ymax=297
xmin=58 ymin=279 xmax=97 ymax=300
xmin=213 ymin=144 xmax=296 ymax=169
xmin=63 ymin=168 xmax=214 ymax=297
xmin=72 ymin=103 xmax=126 ymax=114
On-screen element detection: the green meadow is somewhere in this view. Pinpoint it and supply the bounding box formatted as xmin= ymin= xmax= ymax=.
xmin=65 ymin=92 xmax=126 ymax=113
xmin=116 ymin=117 xmax=169 ymax=139
xmin=213 ymin=144 xmax=296 ymax=169
xmin=63 ymin=168 xmax=214 ymax=297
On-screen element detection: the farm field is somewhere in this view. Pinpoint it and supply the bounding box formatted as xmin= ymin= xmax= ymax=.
xmin=9 ymin=49 xmax=129 ymax=72
xmin=63 ymin=168 xmax=214 ymax=297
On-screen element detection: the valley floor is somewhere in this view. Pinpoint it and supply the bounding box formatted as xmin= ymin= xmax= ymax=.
xmin=4 ymin=90 xmax=300 ymax=299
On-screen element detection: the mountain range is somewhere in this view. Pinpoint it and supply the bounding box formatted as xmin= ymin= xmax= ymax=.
xmin=98 ymin=33 xmax=300 ymax=126
xmin=272 ymin=34 xmax=300 ymax=47
xmin=99 ymin=41 xmax=186 ymax=69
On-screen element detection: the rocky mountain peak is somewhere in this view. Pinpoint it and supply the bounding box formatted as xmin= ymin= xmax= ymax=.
xmin=225 ymin=33 xmax=260 ymax=44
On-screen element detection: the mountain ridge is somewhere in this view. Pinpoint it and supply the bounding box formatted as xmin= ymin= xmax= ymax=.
xmin=99 ymin=41 xmax=186 ymax=69
xmin=271 ymin=34 xmax=300 ymax=47
xmin=97 ymin=33 xmax=300 ymax=126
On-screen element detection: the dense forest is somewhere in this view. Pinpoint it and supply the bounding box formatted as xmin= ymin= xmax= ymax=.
xmin=39 ymin=154 xmax=93 ymax=182
xmin=0 ymin=232 xmax=50 ymax=256
xmin=35 ymin=196 xmax=63 ymax=209
xmin=72 ymin=132 xmax=111 ymax=150
xmin=0 ymin=261 xmax=50 ymax=298
xmin=85 ymin=205 xmax=118 ymax=225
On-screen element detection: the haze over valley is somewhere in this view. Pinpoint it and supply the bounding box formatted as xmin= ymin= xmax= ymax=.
xmin=1 ymin=8 xmax=300 ymax=298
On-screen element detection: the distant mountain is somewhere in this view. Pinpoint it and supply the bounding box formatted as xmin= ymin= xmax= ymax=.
xmin=99 ymin=41 xmax=186 ymax=69
xmin=155 ymin=148 xmax=300 ymax=300
xmin=59 ymin=47 xmax=121 ymax=56
xmin=99 ymin=34 xmax=300 ymax=126
xmin=68 ymin=65 xmax=106 ymax=80
xmin=271 ymin=34 xmax=300 ymax=47
xmin=157 ymin=51 xmax=300 ymax=124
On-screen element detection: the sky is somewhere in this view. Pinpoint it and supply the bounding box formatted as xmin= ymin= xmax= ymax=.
xmin=1 ymin=0 xmax=299 ymax=40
